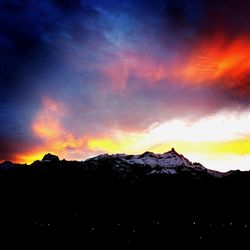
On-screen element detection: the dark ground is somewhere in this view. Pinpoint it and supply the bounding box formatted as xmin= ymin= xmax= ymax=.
xmin=0 ymin=159 xmax=250 ymax=248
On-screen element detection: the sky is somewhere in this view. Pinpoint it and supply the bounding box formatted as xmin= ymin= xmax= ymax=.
xmin=1 ymin=0 xmax=250 ymax=171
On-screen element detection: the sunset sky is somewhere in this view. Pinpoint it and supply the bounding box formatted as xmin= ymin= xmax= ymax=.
xmin=1 ymin=0 xmax=250 ymax=171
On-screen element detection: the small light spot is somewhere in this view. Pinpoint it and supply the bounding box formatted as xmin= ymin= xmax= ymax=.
xmin=229 ymin=222 xmax=233 ymax=226
xmin=153 ymin=220 xmax=160 ymax=225
xmin=245 ymin=224 xmax=247 ymax=228
xmin=199 ymin=236 xmax=202 ymax=240
xmin=193 ymin=221 xmax=196 ymax=225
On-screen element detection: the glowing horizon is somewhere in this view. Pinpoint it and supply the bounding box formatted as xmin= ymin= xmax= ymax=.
xmin=9 ymin=98 xmax=250 ymax=172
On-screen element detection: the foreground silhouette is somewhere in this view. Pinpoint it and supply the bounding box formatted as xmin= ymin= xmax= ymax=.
xmin=0 ymin=149 xmax=250 ymax=248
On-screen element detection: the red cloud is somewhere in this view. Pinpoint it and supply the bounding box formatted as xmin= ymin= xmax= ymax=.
xmin=102 ymin=35 xmax=250 ymax=93
xmin=179 ymin=35 xmax=250 ymax=89
xmin=101 ymin=51 xmax=170 ymax=89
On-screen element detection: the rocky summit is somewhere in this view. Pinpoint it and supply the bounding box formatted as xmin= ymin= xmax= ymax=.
xmin=41 ymin=153 xmax=60 ymax=162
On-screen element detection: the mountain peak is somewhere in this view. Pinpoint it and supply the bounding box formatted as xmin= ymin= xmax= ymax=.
xmin=41 ymin=153 xmax=59 ymax=162
xmin=0 ymin=160 xmax=14 ymax=169
xmin=164 ymin=147 xmax=180 ymax=155
xmin=140 ymin=151 xmax=157 ymax=158
xmin=170 ymin=147 xmax=177 ymax=153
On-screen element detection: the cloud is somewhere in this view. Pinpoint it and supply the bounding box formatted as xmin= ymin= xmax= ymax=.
xmin=177 ymin=35 xmax=250 ymax=91
xmin=1 ymin=0 xmax=250 ymax=167
xmin=28 ymin=97 xmax=86 ymax=161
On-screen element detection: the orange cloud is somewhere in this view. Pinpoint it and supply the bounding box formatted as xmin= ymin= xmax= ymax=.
xmin=103 ymin=35 xmax=250 ymax=91
xmin=18 ymin=97 xmax=86 ymax=163
xmin=32 ymin=97 xmax=65 ymax=139
xmin=19 ymin=97 xmax=136 ymax=163
xmin=176 ymin=35 xmax=250 ymax=88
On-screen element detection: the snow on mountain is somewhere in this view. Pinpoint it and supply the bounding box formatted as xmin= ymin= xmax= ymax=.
xmin=0 ymin=149 xmax=229 ymax=178
xmin=87 ymin=148 xmax=221 ymax=177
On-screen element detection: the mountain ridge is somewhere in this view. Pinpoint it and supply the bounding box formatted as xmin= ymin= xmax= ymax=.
xmin=0 ymin=148 xmax=241 ymax=178
xmin=0 ymin=148 xmax=250 ymax=247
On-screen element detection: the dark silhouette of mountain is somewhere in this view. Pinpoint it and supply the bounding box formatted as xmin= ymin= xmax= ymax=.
xmin=0 ymin=149 xmax=249 ymax=248
xmin=41 ymin=153 xmax=60 ymax=162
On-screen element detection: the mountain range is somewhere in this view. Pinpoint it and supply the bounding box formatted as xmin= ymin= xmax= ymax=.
xmin=0 ymin=148 xmax=238 ymax=178
xmin=0 ymin=148 xmax=250 ymax=248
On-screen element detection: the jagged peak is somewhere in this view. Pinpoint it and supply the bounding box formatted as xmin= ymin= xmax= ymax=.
xmin=41 ymin=153 xmax=60 ymax=162
xmin=139 ymin=151 xmax=157 ymax=158
xmin=171 ymin=147 xmax=176 ymax=153
xmin=163 ymin=147 xmax=178 ymax=155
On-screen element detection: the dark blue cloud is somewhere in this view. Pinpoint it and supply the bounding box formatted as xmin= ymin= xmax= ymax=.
xmin=0 ymin=0 xmax=101 ymax=159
